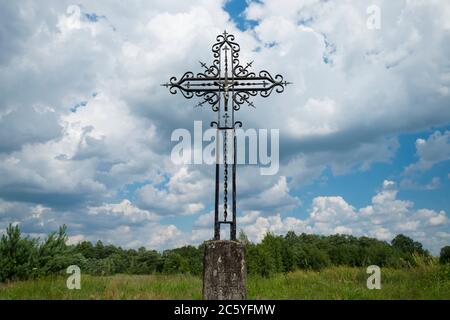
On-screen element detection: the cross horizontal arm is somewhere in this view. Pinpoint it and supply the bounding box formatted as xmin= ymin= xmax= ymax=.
xmin=163 ymin=75 xmax=290 ymax=96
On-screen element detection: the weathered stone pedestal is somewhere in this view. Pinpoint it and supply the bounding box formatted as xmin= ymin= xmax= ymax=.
xmin=203 ymin=240 xmax=246 ymax=300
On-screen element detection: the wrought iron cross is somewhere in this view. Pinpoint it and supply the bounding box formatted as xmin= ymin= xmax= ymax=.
xmin=162 ymin=31 xmax=290 ymax=241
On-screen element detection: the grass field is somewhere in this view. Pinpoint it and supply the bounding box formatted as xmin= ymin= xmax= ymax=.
xmin=1 ymin=265 xmax=449 ymax=300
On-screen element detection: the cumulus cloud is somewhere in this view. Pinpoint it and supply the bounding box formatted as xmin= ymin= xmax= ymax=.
xmin=0 ymin=198 xmax=189 ymax=249
xmin=137 ymin=166 xmax=209 ymax=216
xmin=88 ymin=199 xmax=160 ymax=223
xmin=401 ymin=176 xmax=441 ymax=190
xmin=243 ymin=0 xmax=450 ymax=182
xmin=405 ymin=131 xmax=450 ymax=174
xmin=240 ymin=176 xmax=300 ymax=213
xmin=401 ymin=130 xmax=450 ymax=189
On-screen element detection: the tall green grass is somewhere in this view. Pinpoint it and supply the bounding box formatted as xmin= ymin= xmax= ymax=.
xmin=1 ymin=265 xmax=449 ymax=300
xmin=0 ymin=274 xmax=202 ymax=300
xmin=248 ymin=265 xmax=450 ymax=300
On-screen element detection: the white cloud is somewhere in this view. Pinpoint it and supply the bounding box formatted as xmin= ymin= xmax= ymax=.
xmin=2 ymin=0 xmax=448 ymax=201
xmin=241 ymin=213 xmax=309 ymax=242
xmin=401 ymin=130 xmax=449 ymax=190
xmin=405 ymin=131 xmax=450 ymax=173
xmin=310 ymin=196 xmax=356 ymax=223
xmin=88 ymin=199 xmax=160 ymax=223
xmin=240 ymin=176 xmax=300 ymax=214
xmin=241 ymin=0 xmax=450 ymax=188
xmin=137 ymin=166 xmax=209 ymax=216
xmin=428 ymin=211 xmax=448 ymax=226
xmin=436 ymin=231 xmax=450 ymax=239
xmin=31 ymin=205 xmax=51 ymax=219
xmin=194 ymin=212 xmax=214 ymax=228
xmin=67 ymin=234 xmax=85 ymax=245
xmin=147 ymin=224 xmax=184 ymax=248
xmin=401 ymin=176 xmax=441 ymax=190
xmin=238 ymin=211 xmax=260 ymax=225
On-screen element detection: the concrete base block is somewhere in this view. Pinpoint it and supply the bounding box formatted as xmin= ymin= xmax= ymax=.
xmin=203 ymin=240 xmax=246 ymax=300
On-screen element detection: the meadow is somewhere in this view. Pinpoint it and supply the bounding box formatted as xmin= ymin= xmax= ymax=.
xmin=1 ymin=265 xmax=449 ymax=300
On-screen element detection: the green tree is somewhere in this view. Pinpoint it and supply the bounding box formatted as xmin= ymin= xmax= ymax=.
xmin=75 ymin=241 xmax=95 ymax=259
xmin=128 ymin=247 xmax=161 ymax=274
xmin=260 ymin=233 xmax=284 ymax=273
xmin=391 ymin=234 xmax=427 ymax=255
xmin=246 ymin=244 xmax=276 ymax=277
xmin=440 ymin=246 xmax=450 ymax=264
xmin=37 ymin=225 xmax=84 ymax=275
xmin=0 ymin=224 xmax=37 ymax=282
xmin=93 ymin=240 xmax=107 ymax=259
xmin=282 ymin=231 xmax=298 ymax=272
xmin=298 ymin=245 xmax=330 ymax=271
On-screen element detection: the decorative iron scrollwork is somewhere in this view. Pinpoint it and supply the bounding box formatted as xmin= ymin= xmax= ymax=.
xmin=162 ymin=30 xmax=291 ymax=111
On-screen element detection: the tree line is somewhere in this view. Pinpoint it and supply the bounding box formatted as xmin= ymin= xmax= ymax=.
xmin=1 ymin=224 xmax=449 ymax=282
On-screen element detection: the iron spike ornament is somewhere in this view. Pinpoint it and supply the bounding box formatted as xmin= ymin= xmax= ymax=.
xmin=162 ymin=30 xmax=290 ymax=241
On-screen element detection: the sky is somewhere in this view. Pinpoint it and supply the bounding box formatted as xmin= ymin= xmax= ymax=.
xmin=0 ymin=0 xmax=449 ymax=254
